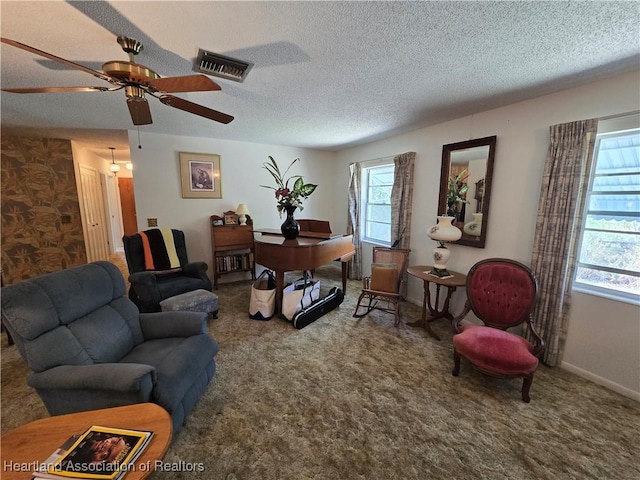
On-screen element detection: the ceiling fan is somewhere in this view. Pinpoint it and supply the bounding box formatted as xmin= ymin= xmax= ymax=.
xmin=0 ymin=36 xmax=234 ymax=126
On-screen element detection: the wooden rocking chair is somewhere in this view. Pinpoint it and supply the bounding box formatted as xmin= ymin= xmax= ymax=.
xmin=353 ymin=247 xmax=411 ymax=326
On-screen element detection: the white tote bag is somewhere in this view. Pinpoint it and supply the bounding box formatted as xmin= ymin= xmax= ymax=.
xmin=249 ymin=270 xmax=276 ymax=320
xmin=282 ymin=273 xmax=320 ymax=321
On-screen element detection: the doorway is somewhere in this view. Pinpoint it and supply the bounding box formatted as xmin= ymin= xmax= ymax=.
xmin=79 ymin=164 xmax=110 ymax=262
xmin=119 ymin=177 xmax=138 ymax=236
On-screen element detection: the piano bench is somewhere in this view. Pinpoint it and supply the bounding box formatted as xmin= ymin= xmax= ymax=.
xmin=159 ymin=289 xmax=219 ymax=319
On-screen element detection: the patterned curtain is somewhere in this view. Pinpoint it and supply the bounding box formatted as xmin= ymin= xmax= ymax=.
xmin=347 ymin=162 xmax=362 ymax=280
xmin=530 ymin=119 xmax=598 ymax=366
xmin=391 ymin=152 xmax=415 ymax=295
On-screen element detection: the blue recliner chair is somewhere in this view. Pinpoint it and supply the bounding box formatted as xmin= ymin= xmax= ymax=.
xmin=0 ymin=261 xmax=218 ymax=432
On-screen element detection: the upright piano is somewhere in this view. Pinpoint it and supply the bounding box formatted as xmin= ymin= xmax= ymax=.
xmin=253 ymin=221 xmax=355 ymax=317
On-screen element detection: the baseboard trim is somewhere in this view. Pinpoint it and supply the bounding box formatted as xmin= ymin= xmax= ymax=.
xmin=560 ymin=361 xmax=640 ymax=402
xmin=404 ymin=292 xmax=640 ymax=403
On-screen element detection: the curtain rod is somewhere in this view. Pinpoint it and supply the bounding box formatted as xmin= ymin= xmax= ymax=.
xmin=598 ymin=110 xmax=639 ymax=121
xmin=359 ymin=155 xmax=395 ymax=167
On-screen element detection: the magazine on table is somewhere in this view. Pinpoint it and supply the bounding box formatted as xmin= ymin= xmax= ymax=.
xmin=33 ymin=434 xmax=81 ymax=480
xmin=33 ymin=425 xmax=153 ymax=480
xmin=427 ymin=269 xmax=454 ymax=280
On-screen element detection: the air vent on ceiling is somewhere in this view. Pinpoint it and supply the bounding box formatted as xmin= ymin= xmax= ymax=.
xmin=194 ymin=49 xmax=253 ymax=83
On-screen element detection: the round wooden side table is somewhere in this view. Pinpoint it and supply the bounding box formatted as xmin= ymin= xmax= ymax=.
xmin=406 ymin=265 xmax=467 ymax=341
xmin=1 ymin=403 xmax=172 ymax=480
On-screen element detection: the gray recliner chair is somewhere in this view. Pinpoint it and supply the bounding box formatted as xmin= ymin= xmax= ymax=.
xmin=0 ymin=261 xmax=218 ymax=432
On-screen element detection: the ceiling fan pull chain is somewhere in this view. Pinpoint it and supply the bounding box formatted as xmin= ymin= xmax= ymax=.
xmin=137 ymin=127 xmax=142 ymax=150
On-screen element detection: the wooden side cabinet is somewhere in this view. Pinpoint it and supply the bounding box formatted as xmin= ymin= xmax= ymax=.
xmin=210 ymin=219 xmax=255 ymax=288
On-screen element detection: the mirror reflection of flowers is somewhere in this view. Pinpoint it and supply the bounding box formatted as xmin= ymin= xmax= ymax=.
xmin=261 ymin=156 xmax=317 ymax=217
xmin=447 ymin=169 xmax=469 ymax=216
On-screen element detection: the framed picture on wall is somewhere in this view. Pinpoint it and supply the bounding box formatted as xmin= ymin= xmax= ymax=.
xmin=179 ymin=152 xmax=222 ymax=198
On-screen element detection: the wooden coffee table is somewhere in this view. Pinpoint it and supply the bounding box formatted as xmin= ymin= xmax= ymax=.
xmin=407 ymin=265 xmax=467 ymax=341
xmin=1 ymin=403 xmax=172 ymax=480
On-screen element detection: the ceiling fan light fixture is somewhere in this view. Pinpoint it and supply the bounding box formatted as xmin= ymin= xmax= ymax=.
xmin=124 ymin=85 xmax=146 ymax=99
xmin=194 ymin=49 xmax=253 ymax=83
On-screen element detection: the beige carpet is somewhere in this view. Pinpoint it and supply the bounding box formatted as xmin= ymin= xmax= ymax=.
xmin=2 ymin=263 xmax=639 ymax=479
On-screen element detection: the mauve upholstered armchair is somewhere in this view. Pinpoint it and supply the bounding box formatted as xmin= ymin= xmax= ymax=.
xmin=451 ymin=258 xmax=545 ymax=402
xmin=0 ymin=261 xmax=219 ymax=431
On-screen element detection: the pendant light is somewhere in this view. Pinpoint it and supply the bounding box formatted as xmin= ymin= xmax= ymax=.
xmin=109 ymin=147 xmax=120 ymax=175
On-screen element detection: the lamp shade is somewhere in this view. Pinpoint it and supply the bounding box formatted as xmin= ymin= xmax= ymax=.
xmin=427 ymin=216 xmax=461 ymax=277
xmin=236 ymin=204 xmax=250 ymax=225
xmin=235 ymin=204 xmax=250 ymax=215
xmin=428 ymin=216 xmax=462 ymax=243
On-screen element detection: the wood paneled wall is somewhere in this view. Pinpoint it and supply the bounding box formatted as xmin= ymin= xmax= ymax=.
xmin=1 ymin=136 xmax=86 ymax=284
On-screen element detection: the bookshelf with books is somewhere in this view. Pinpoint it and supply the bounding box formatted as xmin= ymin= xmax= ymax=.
xmin=210 ymin=217 xmax=256 ymax=288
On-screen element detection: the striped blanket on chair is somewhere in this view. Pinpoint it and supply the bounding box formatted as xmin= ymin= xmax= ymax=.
xmin=138 ymin=228 xmax=181 ymax=271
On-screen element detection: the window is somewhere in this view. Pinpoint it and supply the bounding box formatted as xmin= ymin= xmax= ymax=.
xmin=574 ymin=117 xmax=640 ymax=304
xmin=362 ymin=163 xmax=394 ymax=245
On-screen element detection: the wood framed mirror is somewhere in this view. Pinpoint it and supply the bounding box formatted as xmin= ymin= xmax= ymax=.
xmin=437 ymin=135 xmax=497 ymax=248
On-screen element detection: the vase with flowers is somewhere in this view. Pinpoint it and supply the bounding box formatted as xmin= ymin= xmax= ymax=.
xmin=447 ymin=169 xmax=469 ymax=222
xmin=261 ymin=156 xmax=317 ymax=239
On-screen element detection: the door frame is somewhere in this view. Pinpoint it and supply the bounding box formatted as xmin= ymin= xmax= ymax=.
xmin=103 ymin=173 xmax=125 ymax=252
xmin=74 ymin=161 xmax=111 ymax=262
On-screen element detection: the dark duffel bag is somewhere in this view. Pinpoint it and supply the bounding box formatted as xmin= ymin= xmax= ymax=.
xmin=292 ymin=287 xmax=344 ymax=329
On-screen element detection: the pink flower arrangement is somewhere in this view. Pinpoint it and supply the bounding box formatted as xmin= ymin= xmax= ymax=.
xmin=261 ymin=156 xmax=317 ymax=216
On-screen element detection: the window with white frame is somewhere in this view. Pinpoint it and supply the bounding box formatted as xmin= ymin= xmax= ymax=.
xmin=574 ymin=115 xmax=640 ymax=304
xmin=361 ymin=163 xmax=395 ymax=245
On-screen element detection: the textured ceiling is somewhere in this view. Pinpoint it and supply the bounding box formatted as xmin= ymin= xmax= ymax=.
xmin=1 ymin=1 xmax=639 ymax=161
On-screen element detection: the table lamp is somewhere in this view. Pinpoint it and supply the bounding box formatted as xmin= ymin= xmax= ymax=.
xmin=428 ymin=215 xmax=462 ymax=278
xmin=236 ymin=204 xmax=250 ymax=225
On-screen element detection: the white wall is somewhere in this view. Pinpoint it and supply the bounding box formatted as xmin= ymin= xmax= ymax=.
xmin=128 ymin=70 xmax=639 ymax=399
xmin=563 ymin=295 xmax=639 ymax=400
xmin=334 ymin=69 xmax=640 ymax=399
xmin=127 ymin=132 xmax=335 ymax=276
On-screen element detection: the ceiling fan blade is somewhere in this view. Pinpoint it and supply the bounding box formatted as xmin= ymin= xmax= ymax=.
xmin=1 ymin=37 xmax=114 ymax=83
xmin=127 ymin=97 xmax=153 ymax=125
xmin=159 ymin=95 xmax=234 ymax=124
xmin=148 ymin=75 xmax=221 ymax=93
xmin=2 ymin=86 xmax=118 ymax=94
